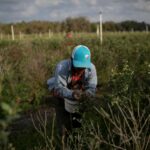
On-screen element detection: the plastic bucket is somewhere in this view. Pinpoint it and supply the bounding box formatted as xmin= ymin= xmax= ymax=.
xmin=64 ymin=98 xmax=79 ymax=113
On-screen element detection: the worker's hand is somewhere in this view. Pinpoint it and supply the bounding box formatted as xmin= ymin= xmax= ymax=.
xmin=72 ymin=90 xmax=82 ymax=100
xmin=82 ymin=91 xmax=94 ymax=99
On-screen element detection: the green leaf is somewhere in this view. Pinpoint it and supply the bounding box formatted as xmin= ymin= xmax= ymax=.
xmin=1 ymin=102 xmax=13 ymax=115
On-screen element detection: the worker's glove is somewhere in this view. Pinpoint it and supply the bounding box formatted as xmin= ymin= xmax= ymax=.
xmin=81 ymin=91 xmax=94 ymax=100
xmin=72 ymin=90 xmax=82 ymax=100
xmin=79 ymin=91 xmax=95 ymax=112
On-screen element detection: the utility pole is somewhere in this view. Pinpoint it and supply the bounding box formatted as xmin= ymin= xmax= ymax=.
xmin=99 ymin=11 xmax=103 ymax=45
xmin=146 ymin=24 xmax=149 ymax=33
xmin=96 ymin=24 xmax=99 ymax=37
xmin=49 ymin=29 xmax=52 ymax=38
xmin=0 ymin=33 xmax=2 ymax=40
xmin=11 ymin=25 xmax=15 ymax=40
xmin=19 ymin=31 xmax=23 ymax=40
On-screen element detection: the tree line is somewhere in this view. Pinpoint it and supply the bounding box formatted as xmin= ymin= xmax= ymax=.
xmin=0 ymin=17 xmax=149 ymax=34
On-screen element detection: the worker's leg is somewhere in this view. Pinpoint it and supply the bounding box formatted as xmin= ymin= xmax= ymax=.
xmin=71 ymin=113 xmax=82 ymax=128
xmin=55 ymin=98 xmax=72 ymax=140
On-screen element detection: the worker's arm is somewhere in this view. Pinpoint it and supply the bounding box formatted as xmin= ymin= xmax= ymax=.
xmin=54 ymin=61 xmax=74 ymax=100
xmin=84 ymin=63 xmax=97 ymax=97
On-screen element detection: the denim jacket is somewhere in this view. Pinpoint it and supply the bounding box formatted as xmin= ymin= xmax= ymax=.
xmin=47 ymin=59 xmax=97 ymax=100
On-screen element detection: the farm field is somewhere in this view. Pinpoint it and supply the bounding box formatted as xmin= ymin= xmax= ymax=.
xmin=0 ymin=32 xmax=150 ymax=149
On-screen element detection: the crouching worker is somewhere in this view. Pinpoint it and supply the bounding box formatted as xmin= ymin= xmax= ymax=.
xmin=47 ymin=45 xmax=97 ymax=141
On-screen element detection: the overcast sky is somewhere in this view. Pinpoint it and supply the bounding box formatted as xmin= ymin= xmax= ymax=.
xmin=0 ymin=0 xmax=150 ymax=23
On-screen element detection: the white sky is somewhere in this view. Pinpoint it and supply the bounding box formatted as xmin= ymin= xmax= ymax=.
xmin=0 ymin=0 xmax=150 ymax=23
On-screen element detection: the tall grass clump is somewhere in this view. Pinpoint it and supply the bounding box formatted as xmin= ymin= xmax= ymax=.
xmin=94 ymin=60 xmax=150 ymax=149
xmin=0 ymin=52 xmax=19 ymax=149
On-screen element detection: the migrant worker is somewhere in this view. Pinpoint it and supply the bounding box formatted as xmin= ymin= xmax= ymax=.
xmin=47 ymin=45 xmax=97 ymax=139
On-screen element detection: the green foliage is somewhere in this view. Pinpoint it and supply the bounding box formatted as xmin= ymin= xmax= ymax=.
xmin=0 ymin=19 xmax=150 ymax=34
xmin=0 ymin=32 xmax=149 ymax=149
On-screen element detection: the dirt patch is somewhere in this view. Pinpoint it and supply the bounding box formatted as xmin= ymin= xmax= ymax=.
xmin=8 ymin=96 xmax=57 ymax=134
